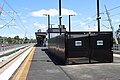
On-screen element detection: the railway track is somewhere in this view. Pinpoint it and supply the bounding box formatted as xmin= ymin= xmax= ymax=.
xmin=0 ymin=45 xmax=31 ymax=68
xmin=0 ymin=44 xmax=34 ymax=79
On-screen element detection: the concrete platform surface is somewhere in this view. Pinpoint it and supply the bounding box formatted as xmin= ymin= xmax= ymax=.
xmin=61 ymin=63 xmax=120 ymax=80
xmin=27 ymin=47 xmax=120 ymax=80
xmin=27 ymin=47 xmax=70 ymax=80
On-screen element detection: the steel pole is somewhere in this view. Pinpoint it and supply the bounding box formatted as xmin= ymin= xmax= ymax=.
xmin=48 ymin=15 xmax=50 ymax=39
xmin=59 ymin=0 xmax=62 ymax=35
xmin=69 ymin=15 xmax=71 ymax=32
xmin=97 ymin=0 xmax=101 ymax=33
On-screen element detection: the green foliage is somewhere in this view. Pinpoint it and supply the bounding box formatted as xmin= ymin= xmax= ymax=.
xmin=0 ymin=35 xmax=36 ymax=44
xmin=7 ymin=37 xmax=12 ymax=44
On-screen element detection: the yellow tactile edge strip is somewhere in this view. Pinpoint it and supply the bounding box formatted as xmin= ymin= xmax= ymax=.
xmin=12 ymin=47 xmax=35 ymax=80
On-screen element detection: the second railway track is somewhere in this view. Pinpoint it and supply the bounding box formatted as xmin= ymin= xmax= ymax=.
xmin=0 ymin=45 xmax=32 ymax=69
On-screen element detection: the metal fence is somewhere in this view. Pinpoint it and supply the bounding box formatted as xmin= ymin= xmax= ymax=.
xmin=113 ymin=44 xmax=120 ymax=50
xmin=0 ymin=44 xmax=29 ymax=52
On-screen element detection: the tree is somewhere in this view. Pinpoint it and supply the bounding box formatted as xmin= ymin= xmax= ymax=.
xmin=7 ymin=37 xmax=12 ymax=44
xmin=14 ymin=35 xmax=20 ymax=44
xmin=14 ymin=36 xmax=19 ymax=40
xmin=24 ymin=37 xmax=29 ymax=43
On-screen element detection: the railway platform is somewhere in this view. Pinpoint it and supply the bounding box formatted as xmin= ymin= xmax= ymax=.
xmin=8 ymin=46 xmax=120 ymax=80
xmin=11 ymin=46 xmax=70 ymax=80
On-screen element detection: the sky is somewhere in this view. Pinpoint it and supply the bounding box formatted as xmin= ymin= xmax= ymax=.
xmin=0 ymin=0 xmax=120 ymax=39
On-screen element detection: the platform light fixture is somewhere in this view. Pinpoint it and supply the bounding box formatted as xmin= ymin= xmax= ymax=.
xmin=69 ymin=15 xmax=75 ymax=32
xmin=43 ymin=14 xmax=50 ymax=39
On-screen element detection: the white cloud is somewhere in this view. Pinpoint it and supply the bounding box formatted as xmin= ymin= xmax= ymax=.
xmin=31 ymin=8 xmax=77 ymax=17
xmin=22 ymin=20 xmax=27 ymax=23
xmin=87 ymin=17 xmax=92 ymax=20
xmin=33 ymin=22 xmax=48 ymax=32
xmin=0 ymin=25 xmax=3 ymax=28
xmin=79 ymin=22 xmax=86 ymax=26
xmin=87 ymin=25 xmax=98 ymax=31
xmin=33 ymin=22 xmax=41 ymax=27
xmin=72 ymin=20 xmax=112 ymax=32
xmin=114 ymin=19 xmax=120 ymax=23
xmin=61 ymin=8 xmax=77 ymax=15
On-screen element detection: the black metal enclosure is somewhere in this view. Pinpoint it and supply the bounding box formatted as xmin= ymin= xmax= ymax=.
xmin=48 ymin=31 xmax=113 ymax=64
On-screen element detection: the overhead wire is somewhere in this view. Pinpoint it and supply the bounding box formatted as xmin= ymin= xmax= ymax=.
xmin=81 ymin=5 xmax=120 ymax=27
xmin=3 ymin=0 xmax=27 ymax=32
xmin=0 ymin=18 xmax=14 ymax=29
xmin=0 ymin=2 xmax=19 ymax=31
xmin=101 ymin=5 xmax=120 ymax=34
xmin=3 ymin=0 xmax=17 ymax=13
xmin=0 ymin=0 xmax=29 ymax=40
xmin=2 ymin=0 xmax=120 ymax=35
xmin=72 ymin=14 xmax=96 ymax=28
xmin=72 ymin=4 xmax=120 ymax=31
xmin=3 ymin=0 xmax=31 ymax=40
xmin=107 ymin=5 xmax=120 ymax=12
xmin=0 ymin=2 xmax=14 ymax=25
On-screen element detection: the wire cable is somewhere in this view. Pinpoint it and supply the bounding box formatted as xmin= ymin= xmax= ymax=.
xmin=3 ymin=0 xmax=27 ymax=31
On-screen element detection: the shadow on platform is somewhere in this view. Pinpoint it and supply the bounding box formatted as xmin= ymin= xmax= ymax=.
xmin=34 ymin=44 xmax=46 ymax=47
xmin=41 ymin=48 xmax=106 ymax=65
xmin=41 ymin=48 xmax=65 ymax=65
xmin=40 ymin=47 xmax=113 ymax=65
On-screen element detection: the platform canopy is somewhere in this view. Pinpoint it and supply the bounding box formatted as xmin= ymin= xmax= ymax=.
xmin=35 ymin=31 xmax=47 ymax=46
